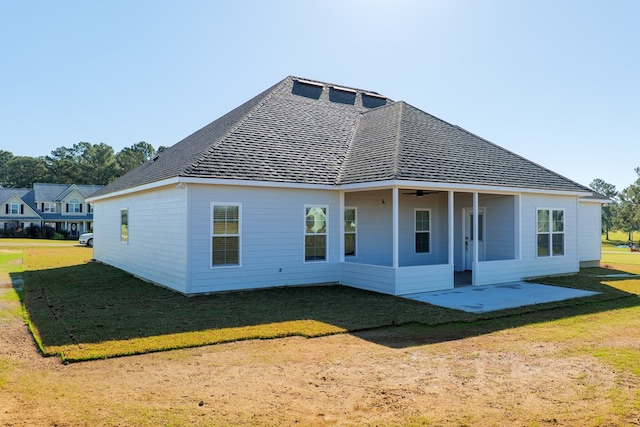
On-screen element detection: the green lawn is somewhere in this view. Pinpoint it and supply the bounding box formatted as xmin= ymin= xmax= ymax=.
xmin=13 ymin=241 xmax=640 ymax=363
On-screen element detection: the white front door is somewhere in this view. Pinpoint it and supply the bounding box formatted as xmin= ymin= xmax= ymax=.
xmin=463 ymin=208 xmax=485 ymax=270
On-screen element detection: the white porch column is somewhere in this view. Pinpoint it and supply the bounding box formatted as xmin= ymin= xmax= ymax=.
xmin=472 ymin=192 xmax=479 ymax=285
xmin=448 ymin=190 xmax=454 ymax=265
xmin=392 ymin=187 xmax=399 ymax=269
xmin=339 ymin=191 xmax=345 ymax=263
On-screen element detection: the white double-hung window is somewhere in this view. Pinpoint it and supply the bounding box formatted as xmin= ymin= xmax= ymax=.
xmin=415 ymin=209 xmax=431 ymax=253
xmin=537 ymin=209 xmax=564 ymax=257
xmin=305 ymin=205 xmax=327 ymax=262
xmin=344 ymin=207 xmax=356 ymax=257
xmin=211 ymin=204 xmax=241 ymax=267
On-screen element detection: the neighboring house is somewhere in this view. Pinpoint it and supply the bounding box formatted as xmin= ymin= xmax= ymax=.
xmin=0 ymin=183 xmax=103 ymax=236
xmin=88 ymin=76 xmax=607 ymax=296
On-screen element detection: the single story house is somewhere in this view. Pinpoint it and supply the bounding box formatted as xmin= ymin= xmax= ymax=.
xmin=88 ymin=76 xmax=606 ymax=296
xmin=1 ymin=183 xmax=102 ymax=236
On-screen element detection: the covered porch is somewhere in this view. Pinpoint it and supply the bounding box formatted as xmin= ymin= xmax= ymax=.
xmin=338 ymin=186 xmax=522 ymax=296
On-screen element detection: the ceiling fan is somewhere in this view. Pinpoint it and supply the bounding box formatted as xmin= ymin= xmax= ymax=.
xmin=402 ymin=190 xmax=439 ymax=197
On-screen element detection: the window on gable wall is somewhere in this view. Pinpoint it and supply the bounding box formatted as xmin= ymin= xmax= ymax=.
xmin=120 ymin=208 xmax=129 ymax=243
xmin=211 ymin=204 xmax=240 ymax=267
xmin=537 ymin=209 xmax=564 ymax=257
xmin=10 ymin=202 xmax=19 ymax=215
xmin=305 ymin=206 xmax=327 ymax=261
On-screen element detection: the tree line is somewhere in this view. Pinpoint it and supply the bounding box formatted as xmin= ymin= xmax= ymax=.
xmin=0 ymin=141 xmax=167 ymax=188
xmin=590 ymin=167 xmax=640 ymax=242
xmin=1 ymin=141 xmax=638 ymax=241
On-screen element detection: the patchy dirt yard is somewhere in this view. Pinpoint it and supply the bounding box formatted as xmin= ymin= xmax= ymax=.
xmin=1 ymin=280 xmax=640 ymax=427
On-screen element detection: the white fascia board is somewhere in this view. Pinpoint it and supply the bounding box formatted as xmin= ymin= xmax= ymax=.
xmin=579 ymin=197 xmax=611 ymax=204
xmin=339 ymin=180 xmax=592 ymax=197
xmin=178 ymin=177 xmax=337 ymax=190
xmin=87 ymin=177 xmax=338 ymax=202
xmin=88 ymin=176 xmax=592 ymax=202
xmin=87 ymin=177 xmax=183 ymax=202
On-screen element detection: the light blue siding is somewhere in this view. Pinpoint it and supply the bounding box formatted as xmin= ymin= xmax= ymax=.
xmin=482 ymin=194 xmax=516 ymax=261
xmin=344 ymin=190 xmax=450 ymax=267
xmin=397 ymin=192 xmax=449 ymax=266
xmin=340 ymin=263 xmax=396 ymax=294
xmin=187 ymin=185 xmax=341 ymax=294
xmin=343 ymin=190 xmax=393 ymax=266
xmin=92 ymin=183 xmax=591 ymax=295
xmin=476 ymin=193 xmax=579 ymax=285
xmin=93 ymin=185 xmax=189 ymax=293
xmin=578 ymin=201 xmax=602 ymax=266
xmin=395 ymin=264 xmax=453 ymax=294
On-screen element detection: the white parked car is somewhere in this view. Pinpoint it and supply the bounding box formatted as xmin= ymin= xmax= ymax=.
xmin=79 ymin=232 xmax=94 ymax=247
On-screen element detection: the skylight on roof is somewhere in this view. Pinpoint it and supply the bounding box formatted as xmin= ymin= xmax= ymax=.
xmin=362 ymin=92 xmax=387 ymax=109
xmin=292 ymin=79 xmax=323 ymax=99
xmin=329 ymin=86 xmax=356 ymax=105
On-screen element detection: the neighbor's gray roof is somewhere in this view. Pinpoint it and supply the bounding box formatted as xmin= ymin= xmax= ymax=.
xmin=0 ymin=188 xmax=31 ymax=205
xmin=33 ymin=183 xmax=104 ymax=202
xmin=92 ymin=75 xmax=593 ymax=198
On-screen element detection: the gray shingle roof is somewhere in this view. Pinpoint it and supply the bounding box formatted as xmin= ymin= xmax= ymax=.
xmin=0 ymin=188 xmax=31 ymax=205
xmin=33 ymin=183 xmax=103 ymax=201
xmin=92 ymin=76 xmax=593 ymax=198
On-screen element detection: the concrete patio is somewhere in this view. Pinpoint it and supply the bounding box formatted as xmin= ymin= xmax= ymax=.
xmin=403 ymin=282 xmax=599 ymax=314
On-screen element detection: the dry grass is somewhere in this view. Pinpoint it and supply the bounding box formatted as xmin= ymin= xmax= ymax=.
xmin=2 ymin=238 xmax=640 ymax=426
xmin=12 ymin=239 xmax=640 ymax=363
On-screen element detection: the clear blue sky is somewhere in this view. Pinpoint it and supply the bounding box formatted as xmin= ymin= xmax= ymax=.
xmin=1 ymin=0 xmax=638 ymax=191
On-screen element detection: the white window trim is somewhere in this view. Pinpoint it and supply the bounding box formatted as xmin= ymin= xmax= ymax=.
xmin=120 ymin=208 xmax=129 ymax=244
xmin=342 ymin=206 xmax=359 ymax=259
xmin=414 ymin=208 xmax=431 ymax=254
xmin=69 ymin=199 xmax=81 ymax=213
xmin=304 ymin=204 xmax=328 ymax=263
xmin=344 ymin=206 xmax=357 ymax=258
xmin=210 ymin=202 xmax=242 ymax=269
xmin=44 ymin=202 xmax=56 ymax=213
xmin=536 ymin=208 xmax=565 ymax=258
xmin=10 ymin=202 xmax=19 ymax=215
